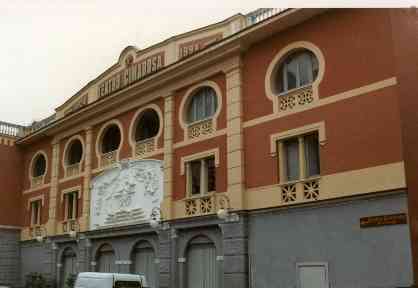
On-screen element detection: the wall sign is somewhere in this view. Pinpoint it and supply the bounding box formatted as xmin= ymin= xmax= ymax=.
xmin=360 ymin=213 xmax=407 ymax=228
xmin=90 ymin=159 xmax=163 ymax=230
xmin=179 ymin=33 xmax=222 ymax=59
xmin=98 ymin=52 xmax=165 ymax=98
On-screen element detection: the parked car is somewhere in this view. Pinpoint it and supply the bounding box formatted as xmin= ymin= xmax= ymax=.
xmin=74 ymin=273 xmax=148 ymax=288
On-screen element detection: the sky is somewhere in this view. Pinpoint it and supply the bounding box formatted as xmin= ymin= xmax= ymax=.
xmin=0 ymin=1 xmax=415 ymax=125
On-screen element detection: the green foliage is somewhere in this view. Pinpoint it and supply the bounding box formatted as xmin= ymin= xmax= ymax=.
xmin=24 ymin=273 xmax=52 ymax=288
xmin=65 ymin=273 xmax=77 ymax=288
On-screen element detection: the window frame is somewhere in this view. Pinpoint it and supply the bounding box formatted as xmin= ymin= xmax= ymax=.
xmin=264 ymin=41 xmax=325 ymax=114
xmin=64 ymin=191 xmax=79 ymax=221
xmin=296 ymin=262 xmax=329 ymax=288
xmin=30 ymin=200 xmax=42 ymax=226
xmin=62 ymin=135 xmax=85 ymax=177
xmin=178 ymin=81 xmax=223 ymax=141
xmin=95 ymin=119 xmax=124 ymax=168
xmin=186 ymin=156 xmax=216 ymax=198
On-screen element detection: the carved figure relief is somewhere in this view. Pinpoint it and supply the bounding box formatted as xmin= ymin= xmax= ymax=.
xmin=90 ymin=159 xmax=163 ymax=229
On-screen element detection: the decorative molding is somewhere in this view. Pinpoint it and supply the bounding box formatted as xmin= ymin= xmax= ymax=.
xmin=28 ymin=150 xmax=49 ymax=188
xmin=178 ymin=257 xmax=186 ymax=263
xmin=244 ymin=77 xmax=397 ymax=129
xmin=180 ymin=148 xmax=220 ymax=175
xmin=0 ymin=225 xmax=22 ymax=230
xmin=173 ymin=128 xmax=226 ymax=149
xmin=270 ymin=121 xmax=326 ymax=156
xmin=264 ymin=41 xmax=325 ymax=114
xmin=22 ymin=183 xmax=51 ymax=194
xmin=245 ymin=161 xmax=406 ymax=211
xmin=26 ymin=195 xmax=45 ymax=210
xmin=60 ymin=185 xmax=82 ymax=202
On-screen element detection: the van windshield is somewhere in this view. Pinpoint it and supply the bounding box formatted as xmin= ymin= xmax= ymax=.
xmin=114 ymin=281 xmax=142 ymax=288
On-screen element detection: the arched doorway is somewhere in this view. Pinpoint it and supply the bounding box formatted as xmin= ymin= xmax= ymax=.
xmin=186 ymin=236 xmax=217 ymax=288
xmin=96 ymin=244 xmax=116 ymax=272
xmin=131 ymin=241 xmax=156 ymax=288
xmin=61 ymin=247 xmax=77 ymax=288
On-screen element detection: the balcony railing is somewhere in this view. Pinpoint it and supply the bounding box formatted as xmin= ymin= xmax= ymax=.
xmin=62 ymin=219 xmax=78 ymax=233
xmin=278 ymin=85 xmax=314 ymax=112
xmin=101 ymin=150 xmax=117 ymax=167
xmin=135 ymin=138 xmax=156 ymax=158
xmin=184 ymin=193 xmax=230 ymax=217
xmin=280 ymin=177 xmax=320 ymax=204
xmin=187 ymin=118 xmax=214 ymax=139
xmin=246 ymin=8 xmax=285 ymax=26
xmin=31 ymin=175 xmax=45 ymax=188
xmin=66 ymin=163 xmax=81 ymax=177
xmin=0 ymin=121 xmax=25 ymax=137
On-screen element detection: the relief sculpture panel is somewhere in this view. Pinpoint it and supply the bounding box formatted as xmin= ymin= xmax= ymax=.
xmin=90 ymin=159 xmax=163 ymax=230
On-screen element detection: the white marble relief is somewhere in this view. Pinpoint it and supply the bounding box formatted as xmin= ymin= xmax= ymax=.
xmin=90 ymin=159 xmax=163 ymax=230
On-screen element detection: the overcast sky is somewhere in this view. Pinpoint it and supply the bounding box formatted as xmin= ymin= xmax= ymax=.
xmin=0 ymin=1 xmax=414 ymax=125
xmin=0 ymin=1 xmax=260 ymax=125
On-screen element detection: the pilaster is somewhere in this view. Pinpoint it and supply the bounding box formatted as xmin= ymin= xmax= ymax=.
xmin=162 ymin=93 xmax=175 ymax=220
xmin=225 ymin=60 xmax=245 ymax=211
xmin=81 ymin=127 xmax=93 ymax=231
xmin=159 ymin=228 xmax=175 ymax=288
xmin=47 ymin=139 xmax=60 ymax=235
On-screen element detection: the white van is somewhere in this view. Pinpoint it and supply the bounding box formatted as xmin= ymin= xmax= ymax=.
xmin=75 ymin=273 xmax=149 ymax=288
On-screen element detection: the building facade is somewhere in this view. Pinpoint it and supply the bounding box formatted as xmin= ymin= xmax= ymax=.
xmin=0 ymin=8 xmax=417 ymax=288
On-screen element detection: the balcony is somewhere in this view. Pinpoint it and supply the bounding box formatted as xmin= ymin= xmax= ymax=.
xmin=62 ymin=219 xmax=78 ymax=233
xmin=187 ymin=118 xmax=214 ymax=139
xmin=278 ymin=85 xmax=314 ymax=112
xmin=184 ymin=193 xmax=230 ymax=217
xmin=30 ymin=225 xmax=42 ymax=238
xmin=135 ymin=138 xmax=156 ymax=158
xmin=0 ymin=121 xmax=25 ymax=138
xmin=31 ymin=175 xmax=45 ymax=189
xmin=65 ymin=163 xmax=81 ymax=177
xmin=101 ymin=150 xmax=117 ymax=167
xmin=280 ymin=177 xmax=320 ymax=204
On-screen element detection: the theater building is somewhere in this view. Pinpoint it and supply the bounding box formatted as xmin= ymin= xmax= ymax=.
xmin=0 ymin=8 xmax=418 ymax=288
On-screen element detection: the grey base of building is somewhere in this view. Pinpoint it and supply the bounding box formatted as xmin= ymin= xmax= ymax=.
xmin=0 ymin=228 xmax=20 ymax=288
xmin=17 ymin=191 xmax=413 ymax=288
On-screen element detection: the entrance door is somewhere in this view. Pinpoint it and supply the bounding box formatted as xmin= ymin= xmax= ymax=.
xmin=61 ymin=248 xmax=77 ymax=288
xmin=186 ymin=241 xmax=217 ymax=288
xmin=298 ymin=263 xmax=329 ymax=288
xmin=132 ymin=243 xmax=156 ymax=288
xmin=97 ymin=244 xmax=116 ymax=272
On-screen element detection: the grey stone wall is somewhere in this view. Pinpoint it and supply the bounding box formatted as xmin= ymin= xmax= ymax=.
xmin=248 ymin=192 xmax=413 ymax=288
xmin=0 ymin=228 xmax=20 ymax=287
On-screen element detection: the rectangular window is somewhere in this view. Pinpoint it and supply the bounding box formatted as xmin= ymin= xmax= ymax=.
xmin=187 ymin=156 xmax=216 ymax=197
xmin=280 ymin=132 xmax=320 ymax=182
xmin=65 ymin=192 xmax=78 ymax=220
xmin=30 ymin=200 xmax=41 ymax=226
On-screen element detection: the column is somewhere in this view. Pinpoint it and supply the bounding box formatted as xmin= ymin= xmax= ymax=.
xmin=220 ymin=216 xmax=249 ymax=288
xmin=47 ymin=138 xmax=60 ymax=235
xmin=162 ymin=93 xmax=174 ymax=220
xmin=80 ymin=127 xmax=93 ymax=231
xmin=159 ymin=229 xmax=175 ymax=288
xmin=225 ymin=58 xmax=245 ymax=210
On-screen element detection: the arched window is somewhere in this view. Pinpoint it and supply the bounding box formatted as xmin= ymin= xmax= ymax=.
xmin=33 ymin=154 xmax=46 ymax=177
xmin=131 ymin=241 xmax=156 ymax=288
xmin=97 ymin=244 xmax=116 ymax=272
xmin=66 ymin=139 xmax=83 ymax=165
xmin=186 ymin=236 xmax=217 ymax=288
xmin=101 ymin=125 xmax=121 ymax=154
xmin=187 ymin=87 xmax=218 ymax=123
xmin=275 ymin=50 xmax=319 ymax=94
xmin=61 ymin=247 xmax=77 ymax=288
xmin=135 ymin=109 xmax=160 ymax=142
